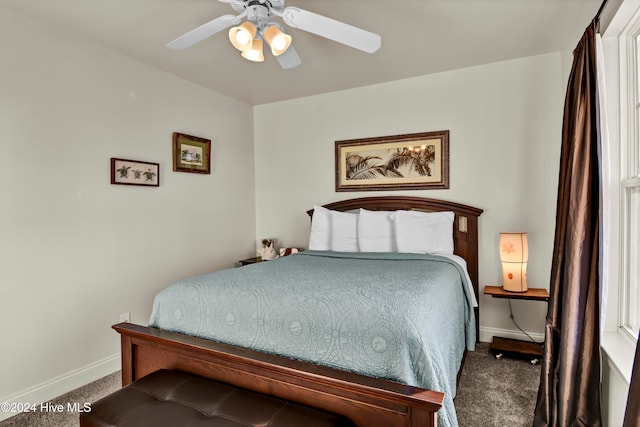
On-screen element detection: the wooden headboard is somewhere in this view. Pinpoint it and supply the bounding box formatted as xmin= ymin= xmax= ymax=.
xmin=307 ymin=196 xmax=483 ymax=339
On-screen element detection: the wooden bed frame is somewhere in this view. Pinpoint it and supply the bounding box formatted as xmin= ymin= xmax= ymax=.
xmin=114 ymin=196 xmax=483 ymax=427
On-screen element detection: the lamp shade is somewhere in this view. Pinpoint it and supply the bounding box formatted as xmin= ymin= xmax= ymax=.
xmin=241 ymin=38 xmax=264 ymax=62
xmin=264 ymin=25 xmax=292 ymax=56
xmin=229 ymin=22 xmax=257 ymax=51
xmin=500 ymin=232 xmax=528 ymax=292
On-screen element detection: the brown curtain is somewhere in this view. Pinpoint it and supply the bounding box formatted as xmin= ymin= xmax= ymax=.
xmin=533 ymin=20 xmax=602 ymax=427
xmin=624 ymin=336 xmax=640 ymax=426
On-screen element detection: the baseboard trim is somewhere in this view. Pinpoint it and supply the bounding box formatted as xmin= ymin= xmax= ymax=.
xmin=479 ymin=326 xmax=544 ymax=344
xmin=0 ymin=353 xmax=120 ymax=422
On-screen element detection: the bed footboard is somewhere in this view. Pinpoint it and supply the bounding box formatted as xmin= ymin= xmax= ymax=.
xmin=113 ymin=322 xmax=444 ymax=427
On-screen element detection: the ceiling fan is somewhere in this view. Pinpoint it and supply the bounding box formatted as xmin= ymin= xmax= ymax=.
xmin=166 ymin=0 xmax=382 ymax=69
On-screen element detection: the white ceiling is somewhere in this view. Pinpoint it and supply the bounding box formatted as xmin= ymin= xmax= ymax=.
xmin=0 ymin=0 xmax=602 ymax=105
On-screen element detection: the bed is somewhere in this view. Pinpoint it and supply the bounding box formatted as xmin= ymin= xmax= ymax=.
xmin=114 ymin=196 xmax=483 ymax=427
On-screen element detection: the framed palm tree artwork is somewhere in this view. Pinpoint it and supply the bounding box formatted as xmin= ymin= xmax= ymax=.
xmin=172 ymin=132 xmax=211 ymax=174
xmin=335 ymin=131 xmax=449 ymax=192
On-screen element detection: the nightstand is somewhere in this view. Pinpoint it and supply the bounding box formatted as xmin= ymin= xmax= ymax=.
xmin=238 ymin=256 xmax=262 ymax=266
xmin=483 ymin=285 xmax=550 ymax=364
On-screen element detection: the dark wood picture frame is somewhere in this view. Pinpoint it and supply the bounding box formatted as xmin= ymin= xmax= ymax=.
xmin=110 ymin=158 xmax=159 ymax=187
xmin=172 ymin=132 xmax=211 ymax=174
xmin=335 ymin=131 xmax=450 ymax=192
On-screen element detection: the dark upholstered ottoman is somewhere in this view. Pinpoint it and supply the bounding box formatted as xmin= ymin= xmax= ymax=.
xmin=80 ymin=369 xmax=355 ymax=427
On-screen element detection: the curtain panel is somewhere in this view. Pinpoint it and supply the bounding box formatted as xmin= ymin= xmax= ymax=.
xmin=624 ymin=335 xmax=640 ymax=426
xmin=533 ymin=21 xmax=602 ymax=427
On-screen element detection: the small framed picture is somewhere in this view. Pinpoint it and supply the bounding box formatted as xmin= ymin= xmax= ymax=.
xmin=110 ymin=158 xmax=159 ymax=187
xmin=173 ymin=132 xmax=211 ymax=174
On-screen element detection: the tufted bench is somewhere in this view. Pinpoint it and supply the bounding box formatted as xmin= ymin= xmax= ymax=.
xmin=80 ymin=369 xmax=355 ymax=427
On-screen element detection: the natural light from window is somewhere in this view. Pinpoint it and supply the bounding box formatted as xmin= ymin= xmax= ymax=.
xmin=621 ymin=14 xmax=640 ymax=340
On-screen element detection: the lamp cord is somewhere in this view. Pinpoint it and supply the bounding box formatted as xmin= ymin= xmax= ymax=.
xmin=507 ymin=299 xmax=543 ymax=345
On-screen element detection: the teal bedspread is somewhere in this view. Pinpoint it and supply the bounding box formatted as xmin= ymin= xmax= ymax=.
xmin=148 ymin=251 xmax=476 ymax=427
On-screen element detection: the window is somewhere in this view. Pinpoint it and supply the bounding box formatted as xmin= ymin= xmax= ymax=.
xmin=619 ymin=8 xmax=640 ymax=340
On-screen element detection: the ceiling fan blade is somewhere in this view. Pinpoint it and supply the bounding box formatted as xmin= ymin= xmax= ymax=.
xmin=276 ymin=45 xmax=302 ymax=69
xmin=281 ymin=7 xmax=381 ymax=54
xmin=167 ymin=14 xmax=240 ymax=50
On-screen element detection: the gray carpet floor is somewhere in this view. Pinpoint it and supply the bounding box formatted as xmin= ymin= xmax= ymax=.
xmin=455 ymin=342 xmax=540 ymax=426
xmin=0 ymin=342 xmax=540 ymax=427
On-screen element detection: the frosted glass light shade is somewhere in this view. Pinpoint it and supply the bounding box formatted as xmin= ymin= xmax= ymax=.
xmin=241 ymin=38 xmax=264 ymax=62
xmin=229 ymin=22 xmax=257 ymax=51
xmin=264 ymin=25 xmax=292 ymax=56
xmin=500 ymin=232 xmax=528 ymax=292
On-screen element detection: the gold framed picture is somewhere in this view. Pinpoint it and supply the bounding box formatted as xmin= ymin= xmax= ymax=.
xmin=335 ymin=131 xmax=450 ymax=192
xmin=172 ymin=132 xmax=211 ymax=174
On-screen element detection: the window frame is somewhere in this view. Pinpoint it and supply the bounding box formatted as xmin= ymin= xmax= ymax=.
xmin=618 ymin=10 xmax=640 ymax=341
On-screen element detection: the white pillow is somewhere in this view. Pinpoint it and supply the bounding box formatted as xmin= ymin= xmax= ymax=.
xmin=308 ymin=205 xmax=331 ymax=250
xmin=330 ymin=210 xmax=359 ymax=252
xmin=394 ymin=210 xmax=455 ymax=254
xmin=358 ymin=209 xmax=396 ymax=252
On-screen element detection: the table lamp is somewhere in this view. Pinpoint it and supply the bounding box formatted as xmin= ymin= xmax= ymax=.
xmin=500 ymin=232 xmax=528 ymax=292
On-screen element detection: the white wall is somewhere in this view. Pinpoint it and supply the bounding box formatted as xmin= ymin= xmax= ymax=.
xmin=0 ymin=6 xmax=256 ymax=416
xmin=254 ymin=52 xmax=567 ymax=343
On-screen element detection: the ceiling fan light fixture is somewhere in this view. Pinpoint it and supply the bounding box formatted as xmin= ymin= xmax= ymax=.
xmin=264 ymin=25 xmax=292 ymax=56
xmin=229 ymin=21 xmax=257 ymax=51
xmin=167 ymin=2 xmax=382 ymax=70
xmin=241 ymin=38 xmax=265 ymax=62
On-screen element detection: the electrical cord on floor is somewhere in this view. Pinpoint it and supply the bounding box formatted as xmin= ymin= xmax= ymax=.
xmin=508 ymin=299 xmax=543 ymax=345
